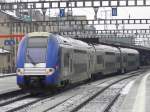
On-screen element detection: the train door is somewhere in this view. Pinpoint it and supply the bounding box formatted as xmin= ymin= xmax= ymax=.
xmin=123 ymin=54 xmax=128 ymax=72
xmin=100 ymin=51 xmax=105 ymax=74
xmin=61 ymin=47 xmax=72 ymax=81
xmin=72 ymin=49 xmax=89 ymax=83
xmin=117 ymin=48 xmax=122 ymax=73
xmin=88 ymin=52 xmax=92 ymax=78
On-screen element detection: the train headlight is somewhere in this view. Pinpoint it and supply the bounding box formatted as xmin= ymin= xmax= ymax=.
xmin=17 ymin=68 xmax=24 ymax=75
xmin=45 ymin=68 xmax=55 ymax=75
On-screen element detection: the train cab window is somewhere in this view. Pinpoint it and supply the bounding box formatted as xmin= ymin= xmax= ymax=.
xmin=26 ymin=37 xmax=48 ymax=64
xmin=27 ymin=37 xmax=47 ymax=48
xmin=64 ymin=53 xmax=69 ymax=67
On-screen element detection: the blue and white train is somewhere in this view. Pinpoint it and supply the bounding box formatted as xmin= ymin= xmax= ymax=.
xmin=16 ymin=32 xmax=139 ymax=89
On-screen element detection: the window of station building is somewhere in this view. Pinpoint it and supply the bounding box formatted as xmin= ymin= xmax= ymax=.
xmin=64 ymin=53 xmax=69 ymax=68
xmin=7 ymin=54 xmax=10 ymax=62
xmin=97 ymin=55 xmax=103 ymax=64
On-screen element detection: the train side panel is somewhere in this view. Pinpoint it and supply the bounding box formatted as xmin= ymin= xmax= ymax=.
xmin=119 ymin=48 xmax=140 ymax=72
xmin=94 ymin=45 xmax=121 ymax=75
xmin=16 ymin=32 xmax=140 ymax=90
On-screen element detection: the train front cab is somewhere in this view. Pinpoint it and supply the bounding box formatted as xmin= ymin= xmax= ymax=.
xmin=16 ymin=32 xmax=60 ymax=89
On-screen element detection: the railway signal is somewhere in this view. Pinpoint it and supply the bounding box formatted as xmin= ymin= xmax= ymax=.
xmin=112 ymin=7 xmax=117 ymax=16
xmin=60 ymin=9 xmax=65 ymax=17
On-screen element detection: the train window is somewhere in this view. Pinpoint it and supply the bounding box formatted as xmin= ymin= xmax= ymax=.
xmin=123 ymin=56 xmax=127 ymax=62
xmin=74 ymin=63 xmax=87 ymax=73
xmin=74 ymin=49 xmax=86 ymax=54
xmin=70 ymin=59 xmax=73 ymax=72
xmin=128 ymin=53 xmax=135 ymax=56
xmin=128 ymin=61 xmax=135 ymax=66
xmin=97 ymin=55 xmax=103 ymax=64
xmin=105 ymin=62 xmax=115 ymax=69
xmin=27 ymin=37 xmax=48 ymax=48
xmin=26 ymin=37 xmax=48 ymax=64
xmin=26 ymin=48 xmax=47 ymax=64
xmin=64 ymin=53 xmax=69 ymax=67
xmin=136 ymin=56 xmax=139 ymax=61
xmin=117 ymin=56 xmax=121 ymax=62
xmin=105 ymin=52 xmax=115 ymax=55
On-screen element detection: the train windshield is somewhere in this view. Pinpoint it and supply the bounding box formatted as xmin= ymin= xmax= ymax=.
xmin=25 ymin=37 xmax=48 ymax=65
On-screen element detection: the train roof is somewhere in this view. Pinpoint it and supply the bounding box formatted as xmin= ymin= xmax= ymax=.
xmin=94 ymin=44 xmax=120 ymax=53
xmin=56 ymin=35 xmax=95 ymax=51
xmin=26 ymin=32 xmax=92 ymax=50
xmin=56 ymin=35 xmax=90 ymax=48
xmin=27 ymin=32 xmax=50 ymax=37
xmin=24 ymin=32 xmax=139 ymax=54
xmin=120 ymin=48 xmax=139 ymax=54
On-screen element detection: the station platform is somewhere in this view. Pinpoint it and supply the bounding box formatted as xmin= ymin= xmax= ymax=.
xmin=0 ymin=73 xmax=16 ymax=77
xmin=120 ymin=70 xmax=150 ymax=112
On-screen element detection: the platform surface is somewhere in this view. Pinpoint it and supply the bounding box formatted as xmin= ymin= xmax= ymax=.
xmin=0 ymin=76 xmax=19 ymax=94
xmin=0 ymin=73 xmax=16 ymax=77
xmin=120 ymin=71 xmax=150 ymax=112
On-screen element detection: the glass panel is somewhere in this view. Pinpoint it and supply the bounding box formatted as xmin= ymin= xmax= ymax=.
xmin=64 ymin=53 xmax=69 ymax=67
xmin=25 ymin=37 xmax=47 ymax=64
xmin=26 ymin=48 xmax=47 ymax=64
xmin=28 ymin=37 xmax=47 ymax=48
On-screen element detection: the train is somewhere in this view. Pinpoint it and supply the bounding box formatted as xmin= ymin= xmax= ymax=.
xmin=16 ymin=32 xmax=139 ymax=89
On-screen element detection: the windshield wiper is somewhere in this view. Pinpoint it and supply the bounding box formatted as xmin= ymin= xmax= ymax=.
xmin=27 ymin=53 xmax=36 ymax=65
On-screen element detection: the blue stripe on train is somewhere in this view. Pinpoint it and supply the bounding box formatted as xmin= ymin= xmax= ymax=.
xmin=17 ymin=36 xmax=27 ymax=68
xmin=16 ymin=35 xmax=27 ymax=85
xmin=45 ymin=35 xmax=60 ymax=85
xmin=17 ymin=76 xmax=25 ymax=85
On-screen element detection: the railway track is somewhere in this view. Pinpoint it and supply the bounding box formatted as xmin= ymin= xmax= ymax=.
xmin=0 ymin=90 xmax=30 ymax=109
xmin=43 ymin=70 xmax=145 ymax=112
xmin=0 ymin=77 xmax=111 ymax=112
xmin=76 ymin=77 xmax=133 ymax=112
xmin=0 ymin=69 xmax=145 ymax=112
xmin=0 ymin=90 xmax=51 ymax=112
xmin=7 ymin=69 xmax=144 ymax=112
